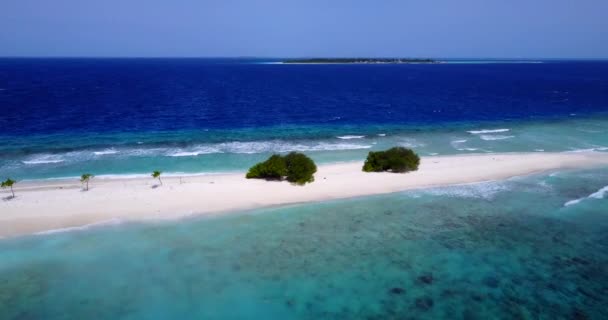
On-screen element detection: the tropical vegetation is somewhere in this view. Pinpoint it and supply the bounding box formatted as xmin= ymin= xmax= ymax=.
xmin=1 ymin=178 xmax=16 ymax=198
xmin=246 ymin=152 xmax=317 ymax=185
xmin=80 ymin=173 xmax=94 ymax=191
xmin=152 ymin=170 xmax=163 ymax=186
xmin=363 ymin=147 xmax=420 ymax=173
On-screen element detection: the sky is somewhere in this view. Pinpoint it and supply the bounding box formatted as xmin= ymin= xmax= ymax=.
xmin=1 ymin=0 xmax=607 ymax=58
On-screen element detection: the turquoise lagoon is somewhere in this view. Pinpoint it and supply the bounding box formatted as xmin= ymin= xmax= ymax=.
xmin=1 ymin=166 xmax=607 ymax=319
xmin=2 ymin=58 xmax=608 ymax=319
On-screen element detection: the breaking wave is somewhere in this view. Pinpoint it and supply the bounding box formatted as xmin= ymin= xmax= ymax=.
xmin=398 ymin=138 xmax=425 ymax=148
xmin=93 ymin=149 xmax=119 ymax=156
xmin=565 ymin=147 xmax=608 ymax=153
xmin=22 ymin=155 xmax=66 ymax=165
xmin=15 ymin=140 xmax=373 ymax=163
xmin=564 ymin=185 xmax=608 ymax=207
xmin=467 ymin=128 xmax=510 ymax=134
xmin=207 ymin=141 xmax=372 ymax=154
xmin=479 ymin=135 xmax=515 ymax=141
xmin=34 ymin=218 xmax=125 ymax=236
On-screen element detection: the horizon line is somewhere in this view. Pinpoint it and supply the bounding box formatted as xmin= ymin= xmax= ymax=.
xmin=1 ymin=56 xmax=607 ymax=61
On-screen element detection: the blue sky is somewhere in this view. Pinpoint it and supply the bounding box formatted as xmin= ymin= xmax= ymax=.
xmin=1 ymin=0 xmax=607 ymax=58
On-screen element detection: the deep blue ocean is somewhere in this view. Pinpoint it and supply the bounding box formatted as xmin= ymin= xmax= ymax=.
xmin=1 ymin=59 xmax=608 ymax=179
xmin=2 ymin=59 xmax=608 ymax=136
xmin=1 ymin=59 xmax=608 ymax=319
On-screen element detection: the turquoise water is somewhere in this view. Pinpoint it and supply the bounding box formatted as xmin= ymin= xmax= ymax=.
xmin=3 ymin=58 xmax=608 ymax=319
xmin=2 ymin=116 xmax=608 ymax=180
xmin=2 ymin=167 xmax=607 ymax=319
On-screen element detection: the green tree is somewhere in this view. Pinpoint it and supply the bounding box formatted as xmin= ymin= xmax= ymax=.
xmin=152 ymin=170 xmax=163 ymax=186
xmin=246 ymin=154 xmax=287 ymax=180
xmin=363 ymin=147 xmax=420 ymax=173
xmin=1 ymin=178 xmax=16 ymax=198
xmin=284 ymin=152 xmax=317 ymax=185
xmin=246 ymin=152 xmax=317 ymax=185
xmin=80 ymin=173 xmax=94 ymax=191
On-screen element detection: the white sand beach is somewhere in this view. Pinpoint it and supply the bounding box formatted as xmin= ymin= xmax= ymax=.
xmin=2 ymin=152 xmax=607 ymax=238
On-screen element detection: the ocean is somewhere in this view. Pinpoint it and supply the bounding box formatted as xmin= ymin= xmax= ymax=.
xmin=1 ymin=59 xmax=607 ymax=319
xmin=1 ymin=58 xmax=608 ymax=180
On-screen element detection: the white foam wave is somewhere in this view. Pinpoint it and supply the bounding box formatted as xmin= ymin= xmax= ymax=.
xmin=93 ymin=149 xmax=119 ymax=156
xmin=22 ymin=155 xmax=65 ymax=165
xmin=378 ymin=133 xmax=387 ymax=137
xmin=166 ymin=146 xmax=222 ymax=157
xmin=336 ymin=135 xmax=365 ymax=140
xmin=450 ymin=139 xmax=474 ymax=151
xmin=589 ymin=186 xmax=608 ymax=199
xmin=564 ymin=185 xmax=608 ymax=207
xmin=22 ymin=159 xmax=64 ymax=165
xmin=468 ymin=128 xmax=510 ymax=134
xmin=16 ymin=140 xmax=373 ymax=165
xmin=34 ymin=218 xmax=124 ymax=236
xmin=564 ymin=199 xmax=583 ymax=207
xmin=168 ymin=151 xmax=207 ymax=157
xmin=566 ymin=147 xmax=608 ymax=153
xmin=166 ymin=141 xmax=373 ymax=155
xmin=398 ymin=138 xmax=425 ymax=148
xmin=479 ymin=135 xmax=515 ymax=141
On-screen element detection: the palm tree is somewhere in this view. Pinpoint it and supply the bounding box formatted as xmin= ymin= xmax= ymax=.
xmin=152 ymin=170 xmax=162 ymax=186
xmin=1 ymin=178 xmax=16 ymax=198
xmin=80 ymin=173 xmax=94 ymax=191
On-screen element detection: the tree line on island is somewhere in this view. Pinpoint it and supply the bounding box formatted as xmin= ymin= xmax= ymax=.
xmin=245 ymin=152 xmax=318 ymax=185
xmin=362 ymin=147 xmax=420 ymax=173
xmin=245 ymin=147 xmax=420 ymax=185
xmin=283 ymin=58 xmax=438 ymax=64
xmin=1 ymin=147 xmax=420 ymax=197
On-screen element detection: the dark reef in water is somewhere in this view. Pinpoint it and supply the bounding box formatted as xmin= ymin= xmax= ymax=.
xmin=1 ymin=171 xmax=608 ymax=319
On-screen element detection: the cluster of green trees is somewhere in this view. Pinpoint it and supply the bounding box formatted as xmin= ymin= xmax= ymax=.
xmin=362 ymin=147 xmax=420 ymax=173
xmin=246 ymin=152 xmax=317 ymax=185
xmin=2 ymin=147 xmax=419 ymax=198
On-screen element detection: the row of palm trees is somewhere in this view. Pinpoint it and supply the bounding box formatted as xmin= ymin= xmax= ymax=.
xmin=2 ymin=170 xmax=164 ymax=198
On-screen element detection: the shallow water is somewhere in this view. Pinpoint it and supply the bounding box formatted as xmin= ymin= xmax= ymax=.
xmin=1 ymin=167 xmax=607 ymax=319
xmin=2 ymin=59 xmax=608 ymax=319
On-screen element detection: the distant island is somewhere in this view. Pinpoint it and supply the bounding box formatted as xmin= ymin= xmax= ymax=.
xmin=282 ymin=58 xmax=439 ymax=64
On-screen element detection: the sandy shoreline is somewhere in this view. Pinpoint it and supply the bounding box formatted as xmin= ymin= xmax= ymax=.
xmin=2 ymin=152 xmax=608 ymax=238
